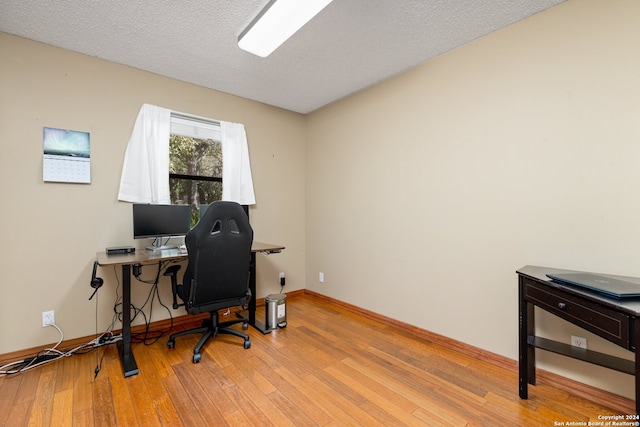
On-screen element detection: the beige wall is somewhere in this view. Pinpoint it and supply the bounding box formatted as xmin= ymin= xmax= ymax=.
xmin=305 ymin=0 xmax=640 ymax=399
xmin=2 ymin=0 xmax=639 ymax=400
xmin=0 ymin=33 xmax=306 ymax=355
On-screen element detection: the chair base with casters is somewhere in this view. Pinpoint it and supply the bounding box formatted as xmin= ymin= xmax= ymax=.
xmin=166 ymin=310 xmax=251 ymax=363
xmin=164 ymin=264 xmax=252 ymax=364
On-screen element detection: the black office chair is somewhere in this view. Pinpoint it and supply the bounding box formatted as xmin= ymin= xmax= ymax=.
xmin=165 ymin=201 xmax=253 ymax=363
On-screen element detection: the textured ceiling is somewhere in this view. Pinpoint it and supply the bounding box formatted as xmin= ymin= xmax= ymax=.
xmin=0 ymin=0 xmax=564 ymax=114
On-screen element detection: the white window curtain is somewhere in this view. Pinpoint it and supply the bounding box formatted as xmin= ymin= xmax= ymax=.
xmin=221 ymin=121 xmax=256 ymax=205
xmin=118 ymin=103 xmax=256 ymax=205
xmin=118 ymin=104 xmax=171 ymax=204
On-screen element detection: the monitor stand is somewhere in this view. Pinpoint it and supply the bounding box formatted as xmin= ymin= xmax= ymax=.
xmin=145 ymin=245 xmax=178 ymax=252
xmin=145 ymin=238 xmax=178 ymax=252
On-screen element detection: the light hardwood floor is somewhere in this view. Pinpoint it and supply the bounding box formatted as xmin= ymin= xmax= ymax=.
xmin=0 ymin=294 xmax=633 ymax=426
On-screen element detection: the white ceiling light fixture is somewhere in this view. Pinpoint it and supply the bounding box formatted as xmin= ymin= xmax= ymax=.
xmin=238 ymin=0 xmax=335 ymax=57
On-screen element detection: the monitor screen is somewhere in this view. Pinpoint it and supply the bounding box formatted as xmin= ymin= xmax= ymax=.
xmin=132 ymin=204 xmax=191 ymax=239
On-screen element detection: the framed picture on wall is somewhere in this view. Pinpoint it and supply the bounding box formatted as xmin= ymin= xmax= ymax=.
xmin=43 ymin=127 xmax=91 ymax=184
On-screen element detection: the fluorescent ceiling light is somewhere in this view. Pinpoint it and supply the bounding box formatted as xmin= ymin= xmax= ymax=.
xmin=238 ymin=0 xmax=334 ymax=57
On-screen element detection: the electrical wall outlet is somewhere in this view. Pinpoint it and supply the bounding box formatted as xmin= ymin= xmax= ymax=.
xmin=571 ymin=335 xmax=587 ymax=349
xmin=319 ymin=272 xmax=324 ymax=283
xmin=279 ymin=272 xmax=285 ymax=286
xmin=42 ymin=310 xmax=55 ymax=327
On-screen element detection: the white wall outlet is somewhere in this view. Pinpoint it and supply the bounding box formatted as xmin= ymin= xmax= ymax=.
xmin=279 ymin=272 xmax=285 ymax=281
xmin=571 ymin=335 xmax=587 ymax=349
xmin=319 ymin=272 xmax=324 ymax=283
xmin=42 ymin=310 xmax=55 ymax=327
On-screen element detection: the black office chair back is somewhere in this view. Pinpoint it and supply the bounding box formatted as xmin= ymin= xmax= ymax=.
xmin=182 ymin=201 xmax=253 ymax=313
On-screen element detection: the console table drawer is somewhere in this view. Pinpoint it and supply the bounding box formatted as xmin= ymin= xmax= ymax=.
xmin=524 ymin=280 xmax=630 ymax=348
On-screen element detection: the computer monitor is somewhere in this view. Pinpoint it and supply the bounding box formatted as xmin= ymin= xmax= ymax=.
xmin=132 ymin=204 xmax=191 ymax=251
xmin=199 ymin=203 xmax=210 ymax=219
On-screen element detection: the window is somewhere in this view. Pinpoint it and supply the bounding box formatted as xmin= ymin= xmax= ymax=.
xmin=169 ymin=114 xmax=223 ymax=226
xmin=118 ymin=104 xmax=254 ymax=207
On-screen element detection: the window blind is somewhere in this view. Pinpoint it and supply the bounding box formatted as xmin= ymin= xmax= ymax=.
xmin=170 ymin=114 xmax=222 ymax=141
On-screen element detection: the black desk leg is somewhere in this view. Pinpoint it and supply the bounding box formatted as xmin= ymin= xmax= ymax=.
xmin=117 ymin=264 xmax=139 ymax=377
xmin=635 ymin=319 xmax=640 ymax=415
xmin=518 ymin=277 xmax=529 ymax=399
xmin=527 ymin=302 xmax=536 ymax=385
xmin=240 ymin=252 xmax=271 ymax=334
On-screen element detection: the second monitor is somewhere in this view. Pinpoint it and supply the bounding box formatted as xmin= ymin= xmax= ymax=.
xmin=132 ymin=203 xmax=190 ymax=251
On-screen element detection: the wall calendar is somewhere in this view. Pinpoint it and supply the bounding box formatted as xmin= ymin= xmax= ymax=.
xmin=43 ymin=127 xmax=91 ymax=184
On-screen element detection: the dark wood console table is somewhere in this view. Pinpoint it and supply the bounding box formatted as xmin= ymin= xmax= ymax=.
xmin=517 ymin=265 xmax=640 ymax=414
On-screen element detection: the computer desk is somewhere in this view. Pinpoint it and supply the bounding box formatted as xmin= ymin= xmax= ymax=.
xmin=96 ymin=241 xmax=284 ymax=377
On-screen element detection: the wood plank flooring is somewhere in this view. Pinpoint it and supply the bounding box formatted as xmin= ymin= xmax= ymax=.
xmin=0 ymin=294 xmax=633 ymax=426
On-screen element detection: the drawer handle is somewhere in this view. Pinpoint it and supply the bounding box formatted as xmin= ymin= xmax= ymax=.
xmin=558 ymin=302 xmax=566 ymax=309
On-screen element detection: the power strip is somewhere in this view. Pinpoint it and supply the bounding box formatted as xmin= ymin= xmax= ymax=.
xmin=95 ymin=335 xmax=122 ymax=347
xmin=22 ymin=354 xmax=60 ymax=365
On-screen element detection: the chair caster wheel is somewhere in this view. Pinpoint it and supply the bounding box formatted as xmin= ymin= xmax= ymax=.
xmin=244 ymin=339 xmax=251 ymax=349
xmin=242 ymin=322 xmax=248 ymax=330
xmin=192 ymin=353 xmax=201 ymax=363
xmin=167 ymin=340 xmax=175 ymax=349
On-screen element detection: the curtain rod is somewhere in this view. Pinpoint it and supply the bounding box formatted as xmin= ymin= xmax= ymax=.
xmin=170 ymin=110 xmax=221 ymax=127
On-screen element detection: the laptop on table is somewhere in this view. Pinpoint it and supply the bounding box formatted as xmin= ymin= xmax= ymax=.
xmin=546 ymin=273 xmax=640 ymax=299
